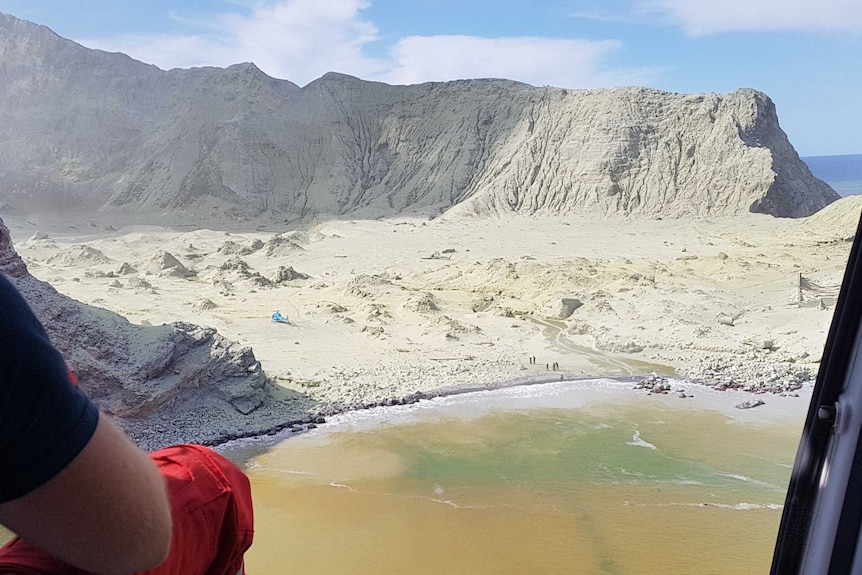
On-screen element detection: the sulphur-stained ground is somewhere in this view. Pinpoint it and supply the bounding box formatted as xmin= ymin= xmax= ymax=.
xmin=8 ymin=197 xmax=862 ymax=413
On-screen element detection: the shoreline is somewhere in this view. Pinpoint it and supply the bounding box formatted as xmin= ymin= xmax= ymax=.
xmin=183 ymin=369 xmax=813 ymax=453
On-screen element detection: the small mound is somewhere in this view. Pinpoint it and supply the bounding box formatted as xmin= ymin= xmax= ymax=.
xmin=360 ymin=325 xmax=385 ymax=337
xmin=218 ymin=257 xmax=251 ymax=272
xmin=239 ymin=238 xmax=265 ymax=255
xmin=200 ymin=257 xmax=272 ymax=287
xmin=218 ymin=238 xmax=264 ymax=256
xmin=19 ymin=233 xmax=58 ymax=249
xmin=264 ymin=234 xmax=305 ymax=257
xmin=145 ymin=250 xmax=192 ymax=277
xmin=426 ymin=315 xmax=482 ymax=340
xmin=403 ymin=292 xmax=439 ymax=313
xmin=799 ymin=196 xmax=862 ymax=239
xmin=46 ymin=245 xmax=112 ymax=266
xmin=272 ymin=265 xmax=310 ymax=284
xmin=283 ymin=231 xmax=310 ymax=245
xmin=347 ymin=273 xmax=394 ymax=298
xmin=364 ymin=303 xmax=392 ymax=322
xmin=127 ymin=276 xmax=154 ymax=290
xmin=217 ymin=240 xmax=242 ymax=255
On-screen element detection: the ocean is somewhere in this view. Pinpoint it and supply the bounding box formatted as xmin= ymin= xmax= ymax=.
xmin=225 ymin=378 xmax=808 ymax=575
xmin=803 ymin=154 xmax=862 ymax=196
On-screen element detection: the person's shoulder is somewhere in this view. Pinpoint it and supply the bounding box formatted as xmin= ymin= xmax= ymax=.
xmin=0 ymin=273 xmax=19 ymax=300
xmin=0 ymin=275 xmax=42 ymax=341
xmin=0 ymin=274 xmax=30 ymax=315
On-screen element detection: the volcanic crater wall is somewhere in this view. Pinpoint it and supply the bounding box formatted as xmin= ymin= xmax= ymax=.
xmin=0 ymin=12 xmax=839 ymax=221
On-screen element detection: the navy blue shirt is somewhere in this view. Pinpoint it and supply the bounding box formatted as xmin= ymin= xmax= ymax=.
xmin=0 ymin=274 xmax=99 ymax=503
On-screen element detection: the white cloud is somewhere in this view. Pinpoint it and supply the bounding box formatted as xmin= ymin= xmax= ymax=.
xmin=641 ymin=0 xmax=862 ymax=35
xmin=213 ymin=0 xmax=389 ymax=81
xmin=375 ymin=35 xmax=652 ymax=89
xmin=83 ymin=34 xmax=233 ymax=71
xmin=74 ymin=0 xmax=652 ymax=88
xmin=79 ymin=0 xmax=389 ymax=85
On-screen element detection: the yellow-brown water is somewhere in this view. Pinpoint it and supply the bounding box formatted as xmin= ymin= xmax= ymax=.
xmin=232 ymin=383 xmax=805 ymax=575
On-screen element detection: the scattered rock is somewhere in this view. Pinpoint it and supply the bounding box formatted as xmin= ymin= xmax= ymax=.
xmin=127 ymin=276 xmax=153 ymax=289
xmin=360 ymin=325 xmax=385 ymax=337
xmin=736 ymin=399 xmax=765 ymax=409
xmin=470 ymin=295 xmax=494 ymax=312
xmin=404 ymin=292 xmax=439 ymax=313
xmin=556 ymin=297 xmax=583 ymax=320
xmin=272 ymin=265 xmax=310 ymax=283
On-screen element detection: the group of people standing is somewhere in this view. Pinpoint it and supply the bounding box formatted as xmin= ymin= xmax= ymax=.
xmin=527 ymin=356 xmax=560 ymax=371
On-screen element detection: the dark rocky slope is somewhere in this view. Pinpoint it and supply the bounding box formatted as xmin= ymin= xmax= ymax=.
xmin=0 ymin=216 xmax=313 ymax=449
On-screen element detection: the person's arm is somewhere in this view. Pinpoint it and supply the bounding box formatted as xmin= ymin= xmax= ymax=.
xmin=0 ymin=274 xmax=172 ymax=573
xmin=0 ymin=412 xmax=173 ymax=575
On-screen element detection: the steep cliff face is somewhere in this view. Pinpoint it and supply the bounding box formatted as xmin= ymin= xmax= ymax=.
xmin=0 ymin=216 xmax=290 ymax=448
xmin=0 ymin=13 xmax=838 ymax=221
xmin=450 ymin=87 xmax=835 ymax=218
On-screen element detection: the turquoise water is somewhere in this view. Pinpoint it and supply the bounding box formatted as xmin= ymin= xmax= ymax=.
xmin=402 ymin=409 xmax=788 ymax=500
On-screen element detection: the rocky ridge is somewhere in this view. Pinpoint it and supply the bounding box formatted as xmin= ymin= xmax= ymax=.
xmin=0 ymin=13 xmax=839 ymax=223
xmin=0 ymin=216 xmax=315 ymax=449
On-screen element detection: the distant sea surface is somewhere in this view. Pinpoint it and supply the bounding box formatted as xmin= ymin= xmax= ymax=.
xmin=226 ymin=379 xmax=806 ymax=575
xmin=803 ymin=154 xmax=862 ymax=196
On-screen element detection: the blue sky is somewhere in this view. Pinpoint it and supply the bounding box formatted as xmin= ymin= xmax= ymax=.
xmin=0 ymin=0 xmax=860 ymax=156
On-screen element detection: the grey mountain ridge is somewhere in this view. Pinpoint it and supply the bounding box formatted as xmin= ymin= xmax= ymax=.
xmin=0 ymin=12 xmax=839 ymax=221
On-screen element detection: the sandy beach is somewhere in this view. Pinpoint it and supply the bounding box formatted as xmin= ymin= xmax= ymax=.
xmin=6 ymin=198 xmax=861 ymax=428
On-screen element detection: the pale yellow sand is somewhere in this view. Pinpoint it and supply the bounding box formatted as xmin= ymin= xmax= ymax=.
xmin=6 ymin=199 xmax=860 ymax=408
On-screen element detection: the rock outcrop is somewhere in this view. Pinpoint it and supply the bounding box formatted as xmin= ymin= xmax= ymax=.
xmin=0 ymin=216 xmax=307 ymax=449
xmin=0 ymin=13 xmax=838 ymax=222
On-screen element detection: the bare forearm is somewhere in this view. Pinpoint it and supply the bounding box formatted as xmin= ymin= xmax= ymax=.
xmin=0 ymin=415 xmax=172 ymax=574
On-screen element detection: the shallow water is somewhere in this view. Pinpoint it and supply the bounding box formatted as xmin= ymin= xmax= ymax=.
xmin=0 ymin=380 xmax=805 ymax=573
xmin=231 ymin=381 xmax=805 ymax=575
